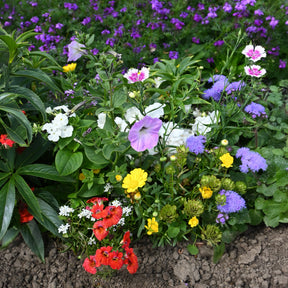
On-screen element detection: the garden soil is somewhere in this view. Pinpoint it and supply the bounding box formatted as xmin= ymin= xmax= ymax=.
xmin=0 ymin=224 xmax=288 ymax=288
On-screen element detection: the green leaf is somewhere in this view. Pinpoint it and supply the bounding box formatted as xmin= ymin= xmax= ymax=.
xmin=34 ymin=198 xmax=63 ymax=237
xmin=14 ymin=175 xmax=43 ymax=221
xmin=213 ymin=243 xmax=225 ymax=264
xmin=76 ymin=183 xmax=104 ymax=198
xmin=0 ymin=35 xmax=17 ymax=63
xmin=9 ymin=86 xmax=46 ymax=120
xmin=1 ymin=227 xmax=19 ymax=248
xmin=256 ymin=183 xmax=278 ymax=197
xmin=248 ymin=209 xmax=263 ymax=226
xmin=55 ymin=150 xmax=83 ymax=176
xmin=17 ymin=164 xmax=75 ymax=182
xmin=20 ymin=220 xmax=45 ymax=262
xmin=112 ymin=90 xmax=127 ymax=108
xmin=12 ymin=69 xmax=60 ymax=92
xmin=28 ymin=51 xmax=62 ymax=68
xmin=1 ymin=122 xmax=27 ymax=145
xmin=0 ymin=179 xmax=15 ymax=240
xmin=167 ymin=225 xmax=180 ymax=238
xmin=187 ymin=244 xmax=199 ymax=255
xmin=15 ymin=30 xmax=39 ymax=44
xmin=84 ymin=147 xmax=110 ymax=168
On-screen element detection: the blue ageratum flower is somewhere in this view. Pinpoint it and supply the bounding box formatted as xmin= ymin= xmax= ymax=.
xmin=186 ymin=135 xmax=206 ymax=155
xmin=217 ymin=190 xmax=246 ymax=214
xmin=244 ymin=102 xmax=267 ymax=119
xmin=236 ymin=147 xmax=268 ymax=173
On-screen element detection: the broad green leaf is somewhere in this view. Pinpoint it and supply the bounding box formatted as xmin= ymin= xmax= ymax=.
xmin=9 ymin=86 xmax=46 ymax=120
xmin=0 ymin=122 xmax=27 ymax=145
xmin=103 ymin=144 xmax=115 ymax=160
xmin=0 ymin=179 xmax=15 ymax=240
xmin=34 ymin=198 xmax=63 ymax=237
xmin=14 ymin=175 xmax=43 ymax=221
xmin=167 ymin=225 xmax=180 ymax=238
xmin=248 ymin=209 xmax=263 ymax=226
xmin=0 ymin=35 xmax=17 ymax=63
xmin=0 ymin=227 xmax=19 ymax=248
xmin=12 ymin=69 xmax=60 ymax=92
xmin=112 ymin=90 xmax=127 ymax=108
xmin=187 ymin=244 xmax=199 ymax=255
xmin=76 ymin=183 xmax=104 ymax=198
xmin=17 ymin=164 xmax=75 ymax=182
xmin=55 ymin=150 xmax=83 ymax=176
xmin=20 ymin=220 xmax=45 ymax=262
xmin=84 ymin=147 xmax=110 ymax=168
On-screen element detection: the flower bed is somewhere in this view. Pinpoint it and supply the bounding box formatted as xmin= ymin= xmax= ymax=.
xmin=0 ymin=0 xmax=288 ymax=276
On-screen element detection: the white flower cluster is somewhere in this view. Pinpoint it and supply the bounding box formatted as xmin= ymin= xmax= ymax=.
xmin=77 ymin=208 xmax=92 ymax=219
xmin=59 ymin=205 xmax=74 ymax=216
xmin=58 ymin=223 xmax=70 ymax=234
xmin=42 ymin=105 xmax=75 ymax=142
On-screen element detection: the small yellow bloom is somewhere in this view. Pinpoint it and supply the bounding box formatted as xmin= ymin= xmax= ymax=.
xmin=199 ymin=186 xmax=213 ymax=199
xmin=220 ymin=153 xmax=234 ymax=168
xmin=134 ymin=192 xmax=141 ymax=200
xmin=188 ymin=216 xmax=199 ymax=228
xmin=93 ymin=169 xmax=101 ymax=174
xmin=122 ymin=168 xmax=148 ymax=193
xmin=63 ymin=63 xmax=76 ymax=73
xmin=79 ymin=173 xmax=85 ymax=181
xmin=145 ymin=217 xmax=159 ymax=235
xmin=115 ymin=174 xmax=122 ymax=182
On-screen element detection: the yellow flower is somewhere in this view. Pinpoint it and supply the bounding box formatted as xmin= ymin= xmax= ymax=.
xmin=134 ymin=192 xmax=141 ymax=200
xmin=115 ymin=174 xmax=122 ymax=182
xmin=145 ymin=217 xmax=159 ymax=235
xmin=122 ymin=168 xmax=148 ymax=193
xmin=63 ymin=63 xmax=76 ymax=73
xmin=220 ymin=153 xmax=234 ymax=168
xmin=93 ymin=169 xmax=101 ymax=174
xmin=199 ymin=186 xmax=213 ymax=199
xmin=79 ymin=173 xmax=85 ymax=181
xmin=188 ymin=216 xmax=199 ymax=228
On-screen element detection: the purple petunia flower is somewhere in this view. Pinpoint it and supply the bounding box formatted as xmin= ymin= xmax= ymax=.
xmin=67 ymin=40 xmax=86 ymax=62
xmin=128 ymin=116 xmax=162 ymax=152
xmin=236 ymin=147 xmax=268 ymax=173
xmin=217 ymin=190 xmax=246 ymax=213
xmin=244 ymin=102 xmax=267 ymax=118
xmin=186 ymin=135 xmax=206 ymax=155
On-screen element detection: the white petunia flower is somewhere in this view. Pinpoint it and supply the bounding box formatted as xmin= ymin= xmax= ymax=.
xmin=97 ymin=113 xmax=106 ymax=129
xmin=124 ymin=107 xmax=143 ymax=124
xmin=145 ymin=102 xmax=165 ymax=118
xmin=58 ymin=223 xmax=70 ymax=234
xmin=192 ymin=111 xmax=219 ymax=135
xmin=60 ymin=125 xmax=74 ymax=138
xmin=115 ymin=117 xmax=128 ymax=132
xmin=59 ymin=205 xmax=74 ymax=216
xmin=53 ymin=113 xmax=69 ymax=128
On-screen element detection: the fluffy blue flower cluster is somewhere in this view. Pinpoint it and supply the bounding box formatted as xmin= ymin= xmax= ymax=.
xmin=244 ymin=102 xmax=267 ymax=118
xmin=202 ymin=75 xmax=246 ymax=101
xmin=236 ymin=147 xmax=268 ymax=173
xmin=217 ymin=190 xmax=246 ymax=214
xmin=186 ymin=135 xmax=206 ymax=155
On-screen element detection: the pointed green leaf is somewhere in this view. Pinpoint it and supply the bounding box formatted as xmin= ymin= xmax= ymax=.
xmin=0 ymin=179 xmax=15 ymax=240
xmin=29 ymin=51 xmax=62 ymax=68
xmin=17 ymin=164 xmax=75 ymax=182
xmin=14 ymin=174 xmax=42 ymax=221
xmin=84 ymin=147 xmax=110 ymax=168
xmin=1 ymin=227 xmax=19 ymax=248
xmin=12 ymin=69 xmax=60 ymax=92
xmin=213 ymin=243 xmax=225 ymax=264
xmin=20 ymin=220 xmax=45 ymax=262
xmin=55 ymin=150 xmax=83 ymax=176
xmin=15 ymin=30 xmax=39 ymax=44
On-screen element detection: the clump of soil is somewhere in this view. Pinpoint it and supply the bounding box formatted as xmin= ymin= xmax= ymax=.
xmin=0 ymin=224 xmax=288 ymax=288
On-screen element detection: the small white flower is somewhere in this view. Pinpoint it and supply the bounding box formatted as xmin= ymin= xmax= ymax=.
xmin=104 ymin=183 xmax=113 ymax=193
xmin=60 ymin=125 xmax=74 ymax=138
xmin=110 ymin=200 xmax=122 ymax=207
xmin=78 ymin=208 xmax=92 ymax=219
xmin=88 ymin=237 xmax=96 ymax=245
xmin=53 ymin=113 xmax=69 ymax=128
xmin=154 ymin=77 xmax=164 ymax=88
xmin=47 ymin=130 xmax=62 ymax=142
xmin=59 ymin=205 xmax=74 ymax=216
xmin=58 ymin=223 xmax=70 ymax=234
xmin=97 ymin=113 xmax=106 ymax=129
xmin=54 ymin=105 xmax=70 ymax=113
xmin=45 ymin=107 xmax=53 ymax=114
xmin=122 ymin=206 xmax=133 ymax=216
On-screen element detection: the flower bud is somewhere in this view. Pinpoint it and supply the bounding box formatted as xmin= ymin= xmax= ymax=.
xmin=221 ymin=139 xmax=229 ymax=146
xmin=235 ymin=181 xmax=247 ymax=195
xmin=221 ymin=178 xmax=235 ymax=191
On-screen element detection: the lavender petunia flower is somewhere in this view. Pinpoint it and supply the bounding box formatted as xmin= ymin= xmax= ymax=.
xmin=67 ymin=40 xmax=86 ymax=62
xmin=244 ymin=102 xmax=267 ymax=118
xmin=186 ymin=135 xmax=206 ymax=155
xmin=128 ymin=116 xmax=162 ymax=152
xmin=217 ymin=190 xmax=246 ymax=214
xmin=236 ymin=147 xmax=268 ymax=173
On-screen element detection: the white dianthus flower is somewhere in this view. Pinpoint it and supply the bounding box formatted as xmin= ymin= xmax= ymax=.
xmin=58 ymin=223 xmax=70 ymax=234
xmin=59 ymin=205 xmax=74 ymax=216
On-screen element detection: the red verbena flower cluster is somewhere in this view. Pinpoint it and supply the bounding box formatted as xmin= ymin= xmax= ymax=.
xmin=0 ymin=134 xmax=15 ymax=148
xmin=83 ymin=231 xmax=138 ymax=274
xmin=83 ymin=197 xmax=138 ymax=274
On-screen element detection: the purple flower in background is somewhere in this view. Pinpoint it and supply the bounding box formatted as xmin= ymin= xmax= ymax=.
xmin=193 ymin=13 xmax=203 ymax=22
xmin=192 ymin=37 xmax=200 ymax=44
xmin=216 ymin=213 xmax=229 ymax=224
xmin=169 ymin=51 xmax=179 ymax=59
xmin=30 ymin=16 xmax=39 ymax=23
xmin=244 ymin=102 xmax=267 ymax=118
xmin=208 ymin=75 xmax=228 ymax=83
xmin=207 ymin=57 xmax=214 ymax=64
xmin=186 ymin=135 xmax=206 ymax=155
xmin=226 ymin=81 xmax=246 ymax=94
xmin=81 ymin=17 xmax=91 ymax=26
xmin=236 ymin=147 xmax=268 ymax=173
xmin=214 ymin=40 xmax=225 ymax=47
xmin=223 ymin=2 xmax=232 ymax=13
xmin=55 ymin=23 xmax=64 ymax=29
xmin=217 ymin=190 xmax=246 ymax=214
xmin=128 ymin=116 xmax=162 ymax=152
xmin=67 ymin=40 xmax=86 ymax=62
xmin=254 ymin=9 xmax=264 ymax=16
xmin=106 ymin=38 xmax=116 ymax=47
xmin=279 ymin=60 xmax=287 ymax=69
xmin=91 ymin=48 xmax=99 ymax=55
xmin=267 ymin=16 xmax=279 ymax=29
xmin=171 ymin=18 xmax=185 ymax=30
